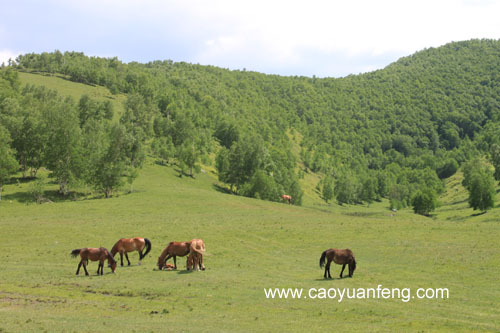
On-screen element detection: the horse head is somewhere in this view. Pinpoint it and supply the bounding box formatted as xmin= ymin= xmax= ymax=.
xmin=157 ymin=257 xmax=165 ymax=270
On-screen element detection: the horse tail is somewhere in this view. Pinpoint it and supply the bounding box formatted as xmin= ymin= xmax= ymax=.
xmin=71 ymin=249 xmax=81 ymax=258
xmin=319 ymin=250 xmax=327 ymax=268
xmin=143 ymin=238 xmax=152 ymax=258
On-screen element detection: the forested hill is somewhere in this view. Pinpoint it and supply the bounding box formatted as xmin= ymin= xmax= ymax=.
xmin=2 ymin=39 xmax=500 ymax=207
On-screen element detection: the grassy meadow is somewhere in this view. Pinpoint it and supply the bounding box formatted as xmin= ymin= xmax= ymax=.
xmin=0 ymin=72 xmax=499 ymax=331
xmin=0 ymin=160 xmax=499 ymax=332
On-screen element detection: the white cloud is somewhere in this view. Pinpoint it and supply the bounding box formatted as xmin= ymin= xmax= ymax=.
xmin=166 ymin=0 xmax=500 ymax=75
xmin=2 ymin=0 xmax=499 ymax=76
xmin=0 ymin=49 xmax=20 ymax=66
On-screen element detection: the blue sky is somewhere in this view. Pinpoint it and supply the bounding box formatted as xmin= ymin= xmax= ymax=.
xmin=1 ymin=0 xmax=499 ymax=77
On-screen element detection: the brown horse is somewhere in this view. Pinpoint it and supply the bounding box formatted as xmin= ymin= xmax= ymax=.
xmin=162 ymin=263 xmax=176 ymax=271
xmin=71 ymin=247 xmax=117 ymax=276
xmin=281 ymin=194 xmax=292 ymax=204
xmin=186 ymin=239 xmax=206 ymax=271
xmin=319 ymin=248 xmax=356 ymax=279
xmin=157 ymin=241 xmax=191 ymax=270
xmin=111 ymin=237 xmax=151 ymax=266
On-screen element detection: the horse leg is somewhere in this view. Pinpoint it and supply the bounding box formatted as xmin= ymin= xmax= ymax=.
xmin=138 ymin=250 xmax=143 ymax=265
xmin=164 ymin=254 xmax=172 ymax=268
xmin=173 ymin=256 xmax=177 ymax=270
xmin=125 ymin=253 xmax=131 ymax=266
xmin=327 ymin=261 xmax=332 ymax=279
xmin=119 ymin=252 xmax=124 ymax=266
xmin=340 ymin=264 xmax=346 ymax=278
xmin=199 ymin=254 xmax=205 ymax=270
xmin=76 ymin=261 xmax=82 ymax=275
xmin=324 ymin=261 xmax=332 ymax=279
xmin=83 ymin=262 xmax=89 ymax=276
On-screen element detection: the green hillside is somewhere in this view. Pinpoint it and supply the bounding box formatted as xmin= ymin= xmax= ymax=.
xmin=9 ymin=39 xmax=500 ymax=209
xmin=17 ymin=71 xmax=127 ymax=120
xmin=0 ymin=40 xmax=499 ymax=331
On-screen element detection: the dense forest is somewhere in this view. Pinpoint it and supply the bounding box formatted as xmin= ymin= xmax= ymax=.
xmin=1 ymin=39 xmax=499 ymax=209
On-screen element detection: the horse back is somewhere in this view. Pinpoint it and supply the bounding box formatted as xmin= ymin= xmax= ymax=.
xmin=166 ymin=241 xmax=190 ymax=256
xmin=116 ymin=237 xmax=144 ymax=252
xmin=132 ymin=237 xmax=145 ymax=251
xmin=82 ymin=247 xmax=104 ymax=261
xmin=330 ymin=248 xmax=355 ymax=265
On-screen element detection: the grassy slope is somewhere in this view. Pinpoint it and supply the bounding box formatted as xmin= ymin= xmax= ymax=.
xmin=0 ymin=73 xmax=499 ymax=332
xmin=17 ymin=71 xmax=127 ymax=121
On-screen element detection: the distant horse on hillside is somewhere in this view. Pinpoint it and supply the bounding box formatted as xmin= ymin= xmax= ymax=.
xmin=71 ymin=247 xmax=117 ymax=276
xmin=111 ymin=237 xmax=151 ymax=266
xmin=186 ymin=239 xmax=206 ymax=271
xmin=157 ymin=241 xmax=191 ymax=270
xmin=281 ymin=194 xmax=292 ymax=204
xmin=319 ymin=248 xmax=356 ymax=279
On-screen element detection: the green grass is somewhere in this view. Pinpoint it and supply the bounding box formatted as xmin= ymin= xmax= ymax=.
xmin=17 ymin=71 xmax=127 ymax=120
xmin=0 ymin=159 xmax=499 ymax=332
xmin=1 ymin=72 xmax=499 ymax=331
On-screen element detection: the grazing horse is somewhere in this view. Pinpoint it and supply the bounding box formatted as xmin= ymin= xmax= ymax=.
xmin=281 ymin=194 xmax=292 ymax=204
xmin=71 ymin=247 xmax=117 ymax=276
xmin=110 ymin=237 xmax=152 ymax=266
xmin=186 ymin=239 xmax=206 ymax=271
xmin=319 ymin=248 xmax=356 ymax=279
xmin=157 ymin=241 xmax=191 ymax=270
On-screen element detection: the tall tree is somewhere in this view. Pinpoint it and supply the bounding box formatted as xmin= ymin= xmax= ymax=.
xmin=467 ymin=168 xmax=496 ymax=212
xmin=90 ymin=123 xmax=133 ymax=198
xmin=322 ymin=176 xmax=335 ymax=203
xmin=411 ymin=188 xmax=438 ymax=216
xmin=42 ymin=96 xmax=83 ymax=195
xmin=0 ymin=126 xmax=19 ymax=201
xmin=490 ymin=144 xmax=500 ymax=182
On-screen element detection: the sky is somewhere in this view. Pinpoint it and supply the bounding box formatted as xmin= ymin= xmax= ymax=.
xmin=1 ymin=0 xmax=499 ymax=78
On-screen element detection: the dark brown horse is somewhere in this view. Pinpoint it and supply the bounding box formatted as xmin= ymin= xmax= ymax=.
xmin=157 ymin=241 xmax=191 ymax=270
xmin=110 ymin=237 xmax=151 ymax=266
xmin=281 ymin=194 xmax=292 ymax=204
xmin=319 ymin=248 xmax=356 ymax=279
xmin=71 ymin=247 xmax=117 ymax=276
xmin=186 ymin=239 xmax=206 ymax=271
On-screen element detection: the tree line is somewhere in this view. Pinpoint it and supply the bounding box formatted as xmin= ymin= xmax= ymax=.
xmin=2 ymin=39 xmax=500 ymax=210
xmin=0 ymin=70 xmax=142 ymax=200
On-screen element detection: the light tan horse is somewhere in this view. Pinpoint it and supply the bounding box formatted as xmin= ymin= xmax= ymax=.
xmin=157 ymin=241 xmax=191 ymax=270
xmin=281 ymin=194 xmax=292 ymax=204
xmin=111 ymin=237 xmax=151 ymax=266
xmin=186 ymin=239 xmax=206 ymax=271
xmin=319 ymin=248 xmax=356 ymax=279
xmin=162 ymin=263 xmax=176 ymax=271
xmin=71 ymin=247 xmax=117 ymax=276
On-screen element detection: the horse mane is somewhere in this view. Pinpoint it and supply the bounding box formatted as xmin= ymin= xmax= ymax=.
xmin=110 ymin=241 xmax=119 ymax=256
xmin=157 ymin=246 xmax=169 ymax=267
xmin=102 ymin=247 xmax=116 ymax=263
